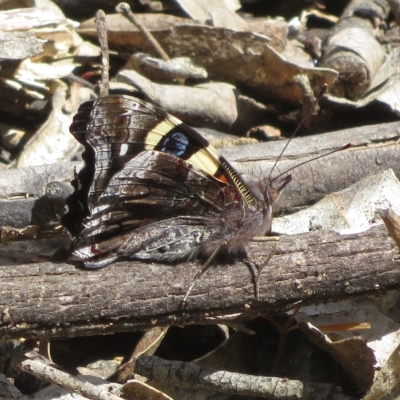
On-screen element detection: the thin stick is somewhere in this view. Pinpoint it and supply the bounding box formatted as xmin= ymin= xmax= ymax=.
xmin=116 ymin=3 xmax=170 ymax=61
xmin=134 ymin=354 xmax=351 ymax=398
xmin=16 ymin=353 xmax=122 ymax=400
xmin=95 ymin=10 xmax=109 ymax=97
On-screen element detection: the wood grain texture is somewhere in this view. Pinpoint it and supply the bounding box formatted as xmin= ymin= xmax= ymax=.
xmin=0 ymin=225 xmax=398 ymax=340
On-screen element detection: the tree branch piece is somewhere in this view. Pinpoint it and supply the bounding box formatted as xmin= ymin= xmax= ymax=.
xmin=116 ymin=3 xmax=170 ymax=61
xmin=134 ymin=354 xmax=353 ymax=399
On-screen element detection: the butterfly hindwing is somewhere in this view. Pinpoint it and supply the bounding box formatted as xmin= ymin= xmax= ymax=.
xmin=72 ymin=151 xmax=225 ymax=266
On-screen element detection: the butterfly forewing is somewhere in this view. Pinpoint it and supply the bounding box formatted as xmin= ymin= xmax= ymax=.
xmin=63 ymin=95 xmax=261 ymax=267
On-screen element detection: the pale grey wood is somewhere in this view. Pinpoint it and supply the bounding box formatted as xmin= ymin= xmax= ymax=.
xmin=0 ymin=225 xmax=398 ymax=340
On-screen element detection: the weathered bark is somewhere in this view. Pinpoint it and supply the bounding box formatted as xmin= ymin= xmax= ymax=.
xmin=133 ymin=354 xmax=353 ymax=400
xmin=0 ymin=225 xmax=398 ymax=340
xmin=226 ymin=120 xmax=400 ymax=213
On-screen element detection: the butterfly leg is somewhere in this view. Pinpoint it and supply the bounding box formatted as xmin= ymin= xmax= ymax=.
xmin=181 ymin=245 xmax=224 ymax=306
xmin=249 ymin=236 xmax=280 ymax=301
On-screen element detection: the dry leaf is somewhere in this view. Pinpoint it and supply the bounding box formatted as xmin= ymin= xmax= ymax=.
xmin=364 ymin=341 xmax=400 ymax=400
xmin=298 ymin=321 xmax=376 ymax=392
xmin=0 ymin=7 xmax=64 ymax=31
xmin=272 ymin=168 xmax=400 ymax=235
xmin=11 ymin=83 xmax=93 ymax=168
xmin=175 ymin=0 xmax=247 ymax=30
xmin=117 ymin=69 xmax=271 ymax=133
xmin=377 ymin=207 xmax=400 ymax=250
xmin=122 ymin=380 xmax=173 ymax=400
xmin=0 ymin=31 xmax=43 ymax=59
xmin=296 ymin=295 xmax=400 ymax=372
xmin=79 ymin=13 xmax=336 ymax=105
xmin=125 ymin=54 xmax=207 ymax=83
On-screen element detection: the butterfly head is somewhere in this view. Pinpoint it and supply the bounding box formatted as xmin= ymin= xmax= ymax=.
xmin=264 ymin=174 xmax=292 ymax=206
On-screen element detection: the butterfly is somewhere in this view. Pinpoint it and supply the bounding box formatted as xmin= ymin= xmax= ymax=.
xmin=62 ymin=95 xmax=292 ymax=284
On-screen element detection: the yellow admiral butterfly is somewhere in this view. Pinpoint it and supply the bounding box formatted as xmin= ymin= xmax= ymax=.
xmin=62 ymin=95 xmax=292 ymax=271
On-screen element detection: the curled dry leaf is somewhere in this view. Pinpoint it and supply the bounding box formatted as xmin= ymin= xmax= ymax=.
xmin=298 ymin=321 xmax=376 ymax=393
xmin=296 ymin=295 xmax=400 ymax=393
xmin=323 ymin=27 xmax=386 ymax=99
xmin=272 ymin=168 xmax=400 ymax=235
xmin=326 ymin=47 xmax=400 ymax=113
xmin=149 ymin=23 xmax=335 ymax=105
xmin=133 ymin=327 xmax=169 ymax=358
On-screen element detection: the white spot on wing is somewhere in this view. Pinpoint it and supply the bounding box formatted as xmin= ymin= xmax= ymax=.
xmin=119 ymin=143 xmax=128 ymax=156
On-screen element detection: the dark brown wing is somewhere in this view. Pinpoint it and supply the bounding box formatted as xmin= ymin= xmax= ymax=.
xmin=62 ymin=95 xmax=258 ymax=267
xmin=71 ymin=151 xmax=227 ymax=267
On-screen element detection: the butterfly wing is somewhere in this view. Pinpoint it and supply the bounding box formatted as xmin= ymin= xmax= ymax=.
xmin=72 ymin=150 xmax=225 ymax=267
xmin=63 ymin=95 xmax=259 ymax=268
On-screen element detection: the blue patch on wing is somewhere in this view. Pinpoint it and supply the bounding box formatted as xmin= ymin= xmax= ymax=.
xmin=159 ymin=132 xmax=189 ymax=157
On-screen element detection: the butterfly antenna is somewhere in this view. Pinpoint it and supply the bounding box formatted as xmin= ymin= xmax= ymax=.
xmin=95 ymin=10 xmax=110 ymax=97
xmin=268 ymin=84 xmax=328 ymax=182
xmin=270 ymin=142 xmax=354 ymax=184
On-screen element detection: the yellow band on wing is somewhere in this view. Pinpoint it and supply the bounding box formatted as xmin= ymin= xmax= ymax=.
xmin=144 ymin=119 xmax=220 ymax=177
xmin=145 ymin=120 xmax=174 ymax=149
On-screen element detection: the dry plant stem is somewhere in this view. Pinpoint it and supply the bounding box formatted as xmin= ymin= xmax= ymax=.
xmin=294 ymin=74 xmax=318 ymax=131
xmin=116 ymin=3 xmax=170 ymax=61
xmin=134 ymin=355 xmax=353 ymax=400
xmin=38 ymin=338 xmax=52 ymax=362
xmin=271 ymin=307 xmax=300 ymax=374
xmin=67 ymin=74 xmax=96 ymax=90
xmin=95 ymin=10 xmax=110 ymax=97
xmin=15 ymin=353 xmax=123 ymax=400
